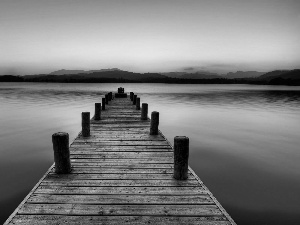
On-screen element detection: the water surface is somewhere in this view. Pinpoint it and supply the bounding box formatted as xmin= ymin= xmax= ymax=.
xmin=0 ymin=83 xmax=300 ymax=224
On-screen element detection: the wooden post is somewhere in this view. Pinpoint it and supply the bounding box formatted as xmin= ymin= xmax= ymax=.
xmin=133 ymin=95 xmax=137 ymax=105
xmin=141 ymin=103 xmax=148 ymax=120
xmin=94 ymin=103 xmax=101 ymax=120
xmin=130 ymin=92 xmax=134 ymax=101
xmin=102 ymin=98 xmax=105 ymax=110
xmin=173 ymin=136 xmax=189 ymax=180
xmin=118 ymin=87 xmax=124 ymax=93
xmin=108 ymin=92 xmax=111 ymax=101
xmin=82 ymin=112 xmax=90 ymax=137
xmin=110 ymin=92 xmax=113 ymax=100
xmin=136 ymin=97 xmax=140 ymax=110
xmin=150 ymin=111 xmax=159 ymax=135
xmin=105 ymin=94 xmax=109 ymax=104
xmin=52 ymin=132 xmax=71 ymax=174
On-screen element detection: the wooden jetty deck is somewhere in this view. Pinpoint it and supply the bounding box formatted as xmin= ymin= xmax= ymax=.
xmin=5 ymin=90 xmax=236 ymax=225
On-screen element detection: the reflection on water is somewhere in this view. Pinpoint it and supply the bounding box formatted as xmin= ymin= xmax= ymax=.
xmin=0 ymin=83 xmax=300 ymax=224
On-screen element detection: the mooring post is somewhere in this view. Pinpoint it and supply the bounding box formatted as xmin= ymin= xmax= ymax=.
xmin=173 ymin=136 xmax=189 ymax=180
xmin=131 ymin=92 xmax=134 ymax=101
xmin=105 ymin=94 xmax=109 ymax=104
xmin=133 ymin=95 xmax=137 ymax=105
xmin=52 ymin=132 xmax=71 ymax=174
xmin=102 ymin=98 xmax=105 ymax=110
xmin=136 ymin=97 xmax=140 ymax=110
xmin=108 ymin=92 xmax=111 ymax=101
xmin=150 ymin=111 xmax=159 ymax=135
xmin=94 ymin=103 xmax=101 ymax=120
xmin=110 ymin=92 xmax=113 ymax=100
xmin=129 ymin=92 xmax=132 ymax=100
xmin=141 ymin=103 xmax=148 ymax=120
xmin=82 ymin=112 xmax=90 ymax=137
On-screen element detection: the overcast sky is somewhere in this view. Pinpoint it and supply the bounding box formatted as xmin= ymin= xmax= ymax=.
xmin=0 ymin=0 xmax=299 ymax=75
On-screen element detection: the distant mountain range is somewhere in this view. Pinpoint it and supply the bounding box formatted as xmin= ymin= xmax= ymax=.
xmin=49 ymin=68 xmax=121 ymax=75
xmin=223 ymin=71 xmax=265 ymax=79
xmin=162 ymin=71 xmax=222 ymax=79
xmin=45 ymin=69 xmax=270 ymax=79
xmin=45 ymin=69 xmax=265 ymax=79
xmin=1 ymin=68 xmax=299 ymax=85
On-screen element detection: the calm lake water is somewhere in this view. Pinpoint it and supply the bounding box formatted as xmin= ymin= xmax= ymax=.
xmin=0 ymin=82 xmax=300 ymax=224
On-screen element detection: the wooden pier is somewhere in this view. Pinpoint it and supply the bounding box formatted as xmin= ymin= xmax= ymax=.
xmin=4 ymin=89 xmax=236 ymax=225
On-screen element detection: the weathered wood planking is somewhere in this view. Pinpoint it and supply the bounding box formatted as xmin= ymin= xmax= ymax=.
xmin=4 ymin=93 xmax=236 ymax=225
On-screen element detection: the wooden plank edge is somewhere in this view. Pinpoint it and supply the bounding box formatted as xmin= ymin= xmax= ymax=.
xmin=159 ymin=129 xmax=237 ymax=225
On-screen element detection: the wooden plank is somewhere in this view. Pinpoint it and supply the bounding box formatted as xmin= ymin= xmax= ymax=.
xmin=69 ymin=152 xmax=173 ymax=157
xmin=70 ymin=162 xmax=174 ymax=168
xmin=18 ymin=204 xmax=222 ymax=216
xmin=89 ymin=130 xmax=151 ymax=134
xmin=72 ymin=140 xmax=170 ymax=146
xmin=49 ymin=167 xmax=175 ymax=174
xmin=92 ymin=115 xmax=142 ymax=119
xmin=70 ymin=158 xmax=173 ymax=163
xmin=35 ymin=186 xmax=207 ymax=195
xmin=90 ymin=124 xmax=150 ymax=128
xmin=46 ymin=173 xmax=191 ymax=180
xmin=70 ymin=144 xmax=172 ymax=149
xmin=69 ymin=155 xmax=173 ymax=160
xmin=91 ymin=121 xmax=151 ymax=124
xmin=75 ymin=136 xmax=165 ymax=141
xmin=9 ymin=215 xmax=231 ymax=225
xmin=40 ymin=179 xmax=200 ymax=187
xmin=28 ymin=194 xmax=213 ymax=204
xmin=70 ymin=147 xmax=173 ymax=152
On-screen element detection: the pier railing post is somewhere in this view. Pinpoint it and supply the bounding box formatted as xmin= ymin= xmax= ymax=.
xmin=141 ymin=103 xmax=148 ymax=120
xmin=173 ymin=136 xmax=189 ymax=180
xmin=150 ymin=111 xmax=159 ymax=135
xmin=94 ymin=103 xmax=101 ymax=120
xmin=52 ymin=132 xmax=71 ymax=174
xmin=82 ymin=112 xmax=90 ymax=137
xmin=133 ymin=95 xmax=137 ymax=105
xmin=136 ymin=97 xmax=140 ymax=110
